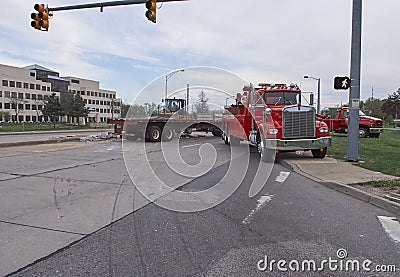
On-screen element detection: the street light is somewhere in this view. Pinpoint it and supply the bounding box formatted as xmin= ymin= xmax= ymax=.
xmin=165 ymin=70 xmax=184 ymax=102
xmin=304 ymin=75 xmax=321 ymax=114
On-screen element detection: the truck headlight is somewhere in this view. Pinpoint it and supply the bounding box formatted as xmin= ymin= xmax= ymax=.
xmin=268 ymin=128 xmax=279 ymax=135
xmin=319 ymin=127 xmax=329 ymax=133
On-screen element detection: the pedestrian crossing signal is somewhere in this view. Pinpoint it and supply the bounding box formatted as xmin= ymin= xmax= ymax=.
xmin=334 ymin=76 xmax=350 ymax=90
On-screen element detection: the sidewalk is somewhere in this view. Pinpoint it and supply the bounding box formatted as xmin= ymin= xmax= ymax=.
xmin=278 ymin=152 xmax=400 ymax=216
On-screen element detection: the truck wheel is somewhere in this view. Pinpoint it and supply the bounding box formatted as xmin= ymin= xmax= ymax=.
xmin=311 ymin=147 xmax=327 ymax=158
xmin=358 ymin=127 xmax=368 ymax=138
xmin=212 ymin=128 xmax=223 ymax=137
xmin=148 ymin=126 xmax=161 ymax=142
xmin=258 ymin=138 xmax=274 ymax=162
xmin=162 ymin=128 xmax=174 ymax=141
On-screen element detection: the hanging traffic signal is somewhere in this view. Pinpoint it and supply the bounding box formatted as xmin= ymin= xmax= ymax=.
xmin=334 ymin=76 xmax=350 ymax=90
xmin=31 ymin=4 xmax=50 ymax=31
xmin=145 ymin=0 xmax=157 ymax=23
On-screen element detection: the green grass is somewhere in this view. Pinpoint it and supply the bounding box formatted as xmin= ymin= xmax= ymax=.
xmin=0 ymin=122 xmax=90 ymax=132
xmin=327 ymin=130 xmax=400 ymax=177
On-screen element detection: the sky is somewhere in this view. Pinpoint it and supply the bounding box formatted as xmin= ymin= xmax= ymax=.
xmin=1 ymin=0 xmax=400 ymax=110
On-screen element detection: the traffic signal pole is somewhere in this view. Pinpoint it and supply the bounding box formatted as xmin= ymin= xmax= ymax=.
xmin=47 ymin=0 xmax=187 ymax=12
xmin=345 ymin=0 xmax=362 ymax=162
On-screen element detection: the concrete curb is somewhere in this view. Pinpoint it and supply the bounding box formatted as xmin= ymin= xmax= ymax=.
xmin=0 ymin=136 xmax=83 ymax=148
xmin=0 ymin=129 xmax=112 ymax=136
xmin=279 ymin=159 xmax=400 ymax=217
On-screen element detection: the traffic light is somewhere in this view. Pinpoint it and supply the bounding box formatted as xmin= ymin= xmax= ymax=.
xmin=145 ymin=0 xmax=157 ymax=23
xmin=334 ymin=76 xmax=350 ymax=90
xmin=31 ymin=4 xmax=50 ymax=31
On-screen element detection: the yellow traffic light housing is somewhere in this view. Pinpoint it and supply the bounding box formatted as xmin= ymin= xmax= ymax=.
xmin=145 ymin=0 xmax=157 ymax=23
xmin=31 ymin=4 xmax=50 ymax=31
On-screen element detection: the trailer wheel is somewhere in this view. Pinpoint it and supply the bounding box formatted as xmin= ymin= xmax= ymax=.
xmin=311 ymin=147 xmax=327 ymax=158
xmin=162 ymin=128 xmax=174 ymax=141
xmin=148 ymin=126 xmax=161 ymax=142
xmin=212 ymin=128 xmax=223 ymax=137
xmin=358 ymin=127 xmax=368 ymax=138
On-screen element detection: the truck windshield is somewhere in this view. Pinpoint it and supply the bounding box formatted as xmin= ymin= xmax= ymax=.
xmin=263 ymin=92 xmax=299 ymax=105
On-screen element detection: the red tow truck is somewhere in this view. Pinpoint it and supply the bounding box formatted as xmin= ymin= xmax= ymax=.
xmin=319 ymin=107 xmax=384 ymax=138
xmin=222 ymin=83 xmax=332 ymax=162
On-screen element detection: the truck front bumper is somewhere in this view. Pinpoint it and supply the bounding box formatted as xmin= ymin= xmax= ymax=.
xmin=369 ymin=128 xmax=384 ymax=134
xmin=265 ymin=136 xmax=332 ymax=151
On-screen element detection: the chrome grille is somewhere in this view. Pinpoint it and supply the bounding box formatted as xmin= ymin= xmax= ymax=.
xmin=283 ymin=106 xmax=316 ymax=138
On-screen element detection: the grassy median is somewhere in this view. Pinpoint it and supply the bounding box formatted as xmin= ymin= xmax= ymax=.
xmin=327 ymin=130 xmax=400 ymax=193
xmin=0 ymin=122 xmax=105 ymax=132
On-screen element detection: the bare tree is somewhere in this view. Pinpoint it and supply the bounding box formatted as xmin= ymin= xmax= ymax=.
xmin=8 ymin=96 xmax=26 ymax=122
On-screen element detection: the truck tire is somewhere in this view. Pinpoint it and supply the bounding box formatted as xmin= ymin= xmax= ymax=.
xmin=358 ymin=127 xmax=368 ymax=138
xmin=258 ymin=137 xmax=274 ymax=162
xmin=212 ymin=128 xmax=223 ymax=137
xmin=311 ymin=147 xmax=327 ymax=158
xmin=162 ymin=127 xmax=174 ymax=141
xmin=148 ymin=126 xmax=161 ymax=142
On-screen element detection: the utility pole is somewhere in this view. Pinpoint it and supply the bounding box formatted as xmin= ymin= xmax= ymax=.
xmin=345 ymin=0 xmax=362 ymax=162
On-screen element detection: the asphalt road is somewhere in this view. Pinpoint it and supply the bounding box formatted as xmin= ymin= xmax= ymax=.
xmin=2 ymin=136 xmax=400 ymax=276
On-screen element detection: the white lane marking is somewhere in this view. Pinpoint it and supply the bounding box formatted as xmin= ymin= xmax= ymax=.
xmin=182 ymin=143 xmax=202 ymax=148
xmin=275 ymin=171 xmax=290 ymax=183
xmin=377 ymin=216 xmax=400 ymax=243
xmin=242 ymin=195 xmax=273 ymax=224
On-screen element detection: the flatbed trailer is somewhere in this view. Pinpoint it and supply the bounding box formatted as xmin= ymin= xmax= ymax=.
xmin=108 ymin=116 xmax=222 ymax=142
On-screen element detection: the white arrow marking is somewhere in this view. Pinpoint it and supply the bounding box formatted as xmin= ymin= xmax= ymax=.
xmin=242 ymin=195 xmax=273 ymax=224
xmin=275 ymin=171 xmax=290 ymax=183
xmin=377 ymin=216 xmax=400 ymax=243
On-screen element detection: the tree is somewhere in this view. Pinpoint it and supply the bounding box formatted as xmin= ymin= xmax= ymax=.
xmin=382 ymin=89 xmax=400 ymax=120
xmin=0 ymin=111 xmax=10 ymax=122
xmin=60 ymin=92 xmax=74 ymax=123
xmin=9 ymin=95 xmax=26 ymax=122
xmin=195 ymin=91 xmax=209 ymax=113
xmin=42 ymin=93 xmax=64 ymax=128
xmin=71 ymin=93 xmax=88 ymax=126
xmin=363 ymin=97 xmax=384 ymax=118
xmin=121 ymin=102 xmax=131 ymax=118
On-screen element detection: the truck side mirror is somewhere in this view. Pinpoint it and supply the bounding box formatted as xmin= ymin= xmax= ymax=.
xmin=309 ymin=94 xmax=314 ymax=106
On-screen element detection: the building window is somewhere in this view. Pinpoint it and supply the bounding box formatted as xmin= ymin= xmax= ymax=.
xmin=44 ymin=95 xmax=49 ymax=101
xmin=42 ymin=86 xmax=46 ymax=91
xmin=32 ymin=104 xmax=37 ymax=110
xmin=0 ymin=91 xmax=2 ymax=97
xmin=38 ymin=105 xmax=42 ymax=110
xmin=25 ymin=104 xmax=31 ymax=110
xmin=5 ymin=103 xmax=10 ymax=109
xmin=47 ymin=87 xmax=50 ymax=91
xmin=96 ymin=100 xmax=99 ymax=105
xmin=25 ymin=93 xmax=31 ymax=99
xmin=30 ymin=83 xmax=35 ymax=89
xmin=37 ymin=94 xmax=43 ymax=100
xmin=4 ymin=91 xmax=10 ymax=98
xmin=0 ymin=103 xmax=2 ymax=109
xmin=16 ymin=82 xmax=22 ymax=88
xmin=71 ymin=79 xmax=80 ymax=84
xmin=18 ymin=93 xmax=24 ymax=99
xmin=31 ymin=94 xmax=36 ymax=100
xmin=11 ymin=92 xmax=17 ymax=98
xmin=86 ymin=91 xmax=90 ymax=96
xmin=81 ymin=91 xmax=85 ymax=96
xmin=32 ymin=116 xmax=37 ymax=122
xmin=26 ymin=115 xmax=31 ymax=122
xmin=91 ymin=91 xmax=94 ymax=96
xmin=18 ymin=104 xmax=24 ymax=110
xmin=9 ymin=81 xmax=15 ymax=87
xmin=30 ymin=72 xmax=35 ymax=77
xmin=24 ymin=82 xmax=29 ymax=89
xmin=36 ymin=84 xmax=40 ymax=90
xmin=2 ymin=80 xmax=8 ymax=86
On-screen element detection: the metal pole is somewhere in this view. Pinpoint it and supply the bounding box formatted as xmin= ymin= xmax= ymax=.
xmin=345 ymin=0 xmax=362 ymax=162
xmin=48 ymin=0 xmax=188 ymax=12
xmin=317 ymin=78 xmax=321 ymax=114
